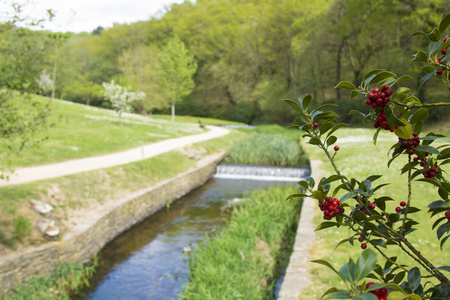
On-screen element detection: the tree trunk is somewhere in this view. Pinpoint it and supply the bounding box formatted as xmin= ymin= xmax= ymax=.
xmin=336 ymin=44 xmax=343 ymax=101
xmin=51 ymin=51 xmax=57 ymax=103
xmin=171 ymin=101 xmax=175 ymax=122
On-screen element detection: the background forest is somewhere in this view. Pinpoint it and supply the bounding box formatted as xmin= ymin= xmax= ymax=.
xmin=1 ymin=0 xmax=449 ymax=124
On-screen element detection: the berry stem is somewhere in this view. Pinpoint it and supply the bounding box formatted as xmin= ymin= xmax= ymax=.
xmin=391 ymin=100 xmax=450 ymax=109
xmin=400 ymin=154 xmax=412 ymax=237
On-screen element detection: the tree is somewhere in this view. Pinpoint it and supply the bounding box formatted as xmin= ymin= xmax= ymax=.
xmin=102 ymin=80 xmax=145 ymax=126
xmin=285 ymin=15 xmax=450 ymax=299
xmin=156 ymin=36 xmax=197 ymax=122
xmin=0 ymin=3 xmax=56 ymax=178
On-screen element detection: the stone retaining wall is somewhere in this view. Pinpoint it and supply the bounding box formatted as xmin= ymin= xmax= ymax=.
xmin=0 ymin=153 xmax=224 ymax=292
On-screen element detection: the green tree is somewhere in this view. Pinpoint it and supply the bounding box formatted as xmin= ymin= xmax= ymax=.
xmin=156 ymin=36 xmax=197 ymax=122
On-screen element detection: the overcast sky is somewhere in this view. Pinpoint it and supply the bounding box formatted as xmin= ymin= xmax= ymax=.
xmin=2 ymin=0 xmax=186 ymax=33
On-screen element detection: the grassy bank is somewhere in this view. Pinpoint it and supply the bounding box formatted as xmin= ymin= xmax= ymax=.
xmin=1 ymin=95 xmax=243 ymax=168
xmin=223 ymin=125 xmax=309 ymax=167
xmin=1 ymin=259 xmax=97 ymax=300
xmin=182 ymin=184 xmax=303 ymax=300
xmin=300 ymin=127 xmax=450 ymax=299
xmin=0 ymin=129 xmax=247 ymax=252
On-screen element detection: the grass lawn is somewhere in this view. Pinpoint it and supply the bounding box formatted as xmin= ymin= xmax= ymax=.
xmin=0 ymin=95 xmax=244 ymax=168
xmin=299 ymin=127 xmax=450 ymax=299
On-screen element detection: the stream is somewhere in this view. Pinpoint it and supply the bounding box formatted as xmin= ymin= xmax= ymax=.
xmin=76 ymin=166 xmax=309 ymax=300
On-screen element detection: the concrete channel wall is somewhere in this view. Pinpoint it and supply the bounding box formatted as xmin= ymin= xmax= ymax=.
xmin=0 ymin=153 xmax=224 ymax=292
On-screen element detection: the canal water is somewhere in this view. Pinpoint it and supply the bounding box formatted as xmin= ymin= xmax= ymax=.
xmin=76 ymin=166 xmax=309 ymax=300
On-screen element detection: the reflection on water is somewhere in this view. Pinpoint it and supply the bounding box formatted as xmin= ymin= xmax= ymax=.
xmin=77 ymin=178 xmax=289 ymax=300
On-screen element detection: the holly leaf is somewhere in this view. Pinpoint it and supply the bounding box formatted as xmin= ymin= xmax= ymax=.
xmin=335 ymin=81 xmax=357 ymax=90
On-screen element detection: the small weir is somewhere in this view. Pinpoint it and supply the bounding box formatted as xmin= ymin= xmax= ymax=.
xmin=215 ymin=164 xmax=310 ymax=181
xmin=76 ymin=164 xmax=309 ymax=300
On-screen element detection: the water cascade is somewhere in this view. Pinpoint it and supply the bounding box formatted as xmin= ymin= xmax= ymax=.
xmin=214 ymin=164 xmax=310 ymax=181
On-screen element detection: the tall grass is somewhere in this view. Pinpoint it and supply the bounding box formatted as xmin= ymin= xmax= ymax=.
xmin=182 ymin=184 xmax=303 ymax=300
xmin=223 ymin=133 xmax=308 ymax=167
xmin=1 ymin=259 xmax=97 ymax=300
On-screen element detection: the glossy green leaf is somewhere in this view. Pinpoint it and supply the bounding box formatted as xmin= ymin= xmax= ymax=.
xmin=306 ymin=176 xmax=315 ymax=188
xmin=428 ymin=200 xmax=450 ymax=209
xmin=418 ymin=71 xmax=436 ymax=91
xmin=354 ymin=249 xmax=377 ymax=282
xmin=315 ymin=221 xmax=339 ymax=231
xmin=415 ymin=145 xmax=440 ymax=155
xmin=309 ymin=137 xmax=321 ymax=145
xmin=335 ymin=81 xmax=357 ymax=90
xmin=373 ymin=128 xmax=381 ymax=146
xmin=427 ymin=28 xmax=441 ymax=42
xmin=404 ymin=96 xmax=421 ymax=106
xmin=301 ymin=95 xmax=312 ymax=110
xmin=394 ymin=118 xmax=413 ymax=139
xmin=441 ymin=234 xmax=450 ymax=249
xmin=320 ymin=122 xmax=335 ymax=135
xmin=340 ymin=258 xmax=356 ymax=283
xmin=327 ymin=135 xmax=337 ymax=147
xmin=429 ymin=41 xmax=441 ymax=54
xmin=285 ymin=193 xmax=308 ymax=202
xmin=437 ymin=222 xmax=450 ymax=240
xmin=284 ymin=99 xmax=303 ymax=114
xmin=368 ymin=71 xmax=397 ymax=86
xmin=322 ymin=175 xmax=346 ymax=185
xmin=369 ymin=239 xmax=387 ymax=248
xmin=410 ymin=31 xmax=427 ymax=38
xmin=311 ymin=259 xmax=346 ymax=282
xmin=435 ymin=266 xmax=450 ymax=273
xmin=413 ymin=120 xmax=423 ymax=135
xmin=385 ymin=106 xmax=406 ymax=127
xmin=439 ymin=14 xmax=450 ymax=33
xmin=363 ymin=69 xmax=384 ymax=86
xmin=351 ymin=294 xmax=378 ymax=300
xmin=407 ymin=267 xmax=421 ymax=292
xmin=411 ymin=51 xmax=428 ymax=62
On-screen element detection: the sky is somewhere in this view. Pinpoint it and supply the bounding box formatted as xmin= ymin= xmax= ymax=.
xmin=1 ymin=0 xmax=186 ymax=33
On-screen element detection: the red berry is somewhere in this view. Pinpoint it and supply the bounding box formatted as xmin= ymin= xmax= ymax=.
xmin=366 ymin=99 xmax=372 ymax=105
xmin=395 ymin=206 xmax=401 ymax=213
xmin=358 ymin=236 xmax=365 ymax=242
xmin=444 ymin=37 xmax=449 ymax=42
xmin=334 ymin=146 xmax=339 ymax=151
xmin=408 ymin=149 xmax=415 ymax=155
xmin=400 ymin=201 xmax=406 ymax=207
xmin=442 ymin=48 xmax=447 ymax=55
xmin=361 ymin=243 xmax=367 ymax=249
xmin=382 ymin=84 xmax=389 ymax=90
xmin=372 ymin=87 xmax=379 ymax=93
xmin=437 ymin=68 xmax=444 ymax=75
xmin=370 ymin=203 xmax=376 ymax=209
xmin=313 ymin=122 xmax=318 ymax=128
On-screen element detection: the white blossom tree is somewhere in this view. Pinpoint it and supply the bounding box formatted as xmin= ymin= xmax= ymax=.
xmin=102 ymin=80 xmax=145 ymax=126
xmin=36 ymin=70 xmax=54 ymax=97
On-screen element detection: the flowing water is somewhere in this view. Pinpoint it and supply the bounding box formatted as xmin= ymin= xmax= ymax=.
xmin=76 ymin=165 xmax=309 ymax=300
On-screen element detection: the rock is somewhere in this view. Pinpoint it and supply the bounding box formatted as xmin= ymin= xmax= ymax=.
xmin=37 ymin=218 xmax=60 ymax=237
xmin=29 ymin=200 xmax=53 ymax=215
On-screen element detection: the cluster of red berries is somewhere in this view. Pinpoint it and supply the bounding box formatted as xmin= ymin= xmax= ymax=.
xmin=395 ymin=201 xmax=407 ymax=213
xmin=398 ymin=132 xmax=420 ymax=155
xmin=413 ymin=152 xmax=439 ymax=180
xmin=366 ymin=283 xmax=389 ymax=300
xmin=446 ymin=211 xmax=450 ymax=222
xmin=366 ymin=85 xmax=393 ymax=109
xmin=358 ymin=235 xmax=368 ymax=249
xmin=437 ymin=37 xmax=448 ymax=76
xmin=318 ymin=197 xmax=344 ymax=220
xmin=355 ymin=198 xmax=376 ymax=215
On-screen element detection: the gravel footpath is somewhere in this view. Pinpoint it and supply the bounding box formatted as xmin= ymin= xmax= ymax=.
xmin=0 ymin=126 xmax=229 ymax=187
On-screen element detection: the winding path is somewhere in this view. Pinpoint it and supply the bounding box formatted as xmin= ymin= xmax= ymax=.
xmin=0 ymin=125 xmax=229 ymax=187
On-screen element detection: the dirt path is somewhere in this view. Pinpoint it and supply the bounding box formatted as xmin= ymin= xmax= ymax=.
xmin=0 ymin=125 xmax=230 ymax=187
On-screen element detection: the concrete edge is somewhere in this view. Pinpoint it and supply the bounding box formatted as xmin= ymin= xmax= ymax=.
xmin=277 ymin=159 xmax=322 ymax=300
xmin=0 ymin=152 xmax=224 ymax=292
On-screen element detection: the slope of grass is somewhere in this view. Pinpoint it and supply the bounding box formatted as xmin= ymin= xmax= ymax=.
xmin=299 ymin=127 xmax=450 ymax=299
xmin=182 ymin=184 xmax=302 ymax=300
xmin=0 ymin=129 xmax=247 ymax=253
xmin=0 ymin=95 xmax=240 ymax=168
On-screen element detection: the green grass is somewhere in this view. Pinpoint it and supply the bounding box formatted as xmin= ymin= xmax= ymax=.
xmin=0 ymin=95 xmax=240 ymax=168
xmin=0 ymin=129 xmax=247 ymax=251
xmin=1 ymin=259 xmax=97 ymax=300
xmin=299 ymin=127 xmax=450 ymax=299
xmin=151 ymin=114 xmax=244 ymax=125
xmin=182 ymin=184 xmax=303 ymax=300
xmin=223 ymin=133 xmax=308 ymax=167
